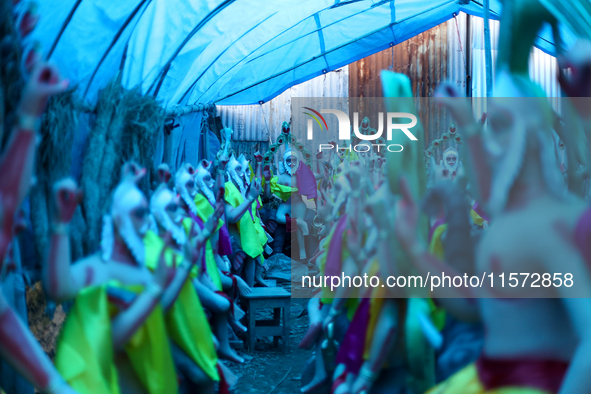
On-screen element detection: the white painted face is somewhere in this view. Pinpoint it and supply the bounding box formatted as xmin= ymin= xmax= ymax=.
xmin=446 ymin=153 xmax=457 ymax=168
xmin=165 ymin=194 xmax=184 ymax=225
xmin=107 ymin=181 xmax=150 ymax=264
xmin=286 ymin=155 xmax=298 ymax=169
xmin=150 ymin=187 xmax=187 ymax=245
xmin=283 ymin=149 xmax=299 ymax=175
xmin=112 ymin=183 xmax=150 ymax=236
xmin=238 ymin=155 xmax=251 ymax=180
xmin=203 ymin=173 xmax=214 ymax=189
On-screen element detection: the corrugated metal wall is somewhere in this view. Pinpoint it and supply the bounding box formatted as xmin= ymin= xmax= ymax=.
xmin=348 ymin=19 xmax=460 ymax=145
xmin=217 ymin=67 xmax=349 ymax=143
xmin=471 ymin=17 xmax=562 ymax=115
xmin=216 ymin=13 xmax=561 ymax=155
xmin=349 ymin=20 xmax=449 ymax=99
xmin=346 ymin=13 xmax=561 ymax=149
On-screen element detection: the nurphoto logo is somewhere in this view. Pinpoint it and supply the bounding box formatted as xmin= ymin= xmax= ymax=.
xmin=303 ymin=108 xmax=418 ymax=153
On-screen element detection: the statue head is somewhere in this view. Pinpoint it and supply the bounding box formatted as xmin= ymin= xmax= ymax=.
xmin=226 ymin=154 xmax=246 ymax=194
xmin=280 ymin=147 xmax=300 ymax=176
xmin=195 ymin=159 xmax=216 ymax=205
xmin=150 ymin=184 xmax=187 ymax=246
xmin=442 ymin=146 xmax=460 ymax=176
xmin=356 ymin=140 xmax=373 ymax=159
xmin=281 ymin=121 xmax=291 ymax=134
xmin=101 ymin=166 xmax=150 ymax=265
xmin=174 ymin=163 xmax=199 ymax=216
xmin=238 ymin=154 xmax=251 ymax=184
xmin=361 ymin=116 xmax=370 ymax=130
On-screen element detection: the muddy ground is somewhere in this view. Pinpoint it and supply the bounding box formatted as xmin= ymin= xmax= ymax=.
xmin=227 ymin=296 xmax=313 ymax=394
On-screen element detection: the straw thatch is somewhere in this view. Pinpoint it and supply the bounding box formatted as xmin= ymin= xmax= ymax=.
xmin=0 ymin=0 xmax=24 ymax=149
xmin=80 ymin=78 xmax=164 ymax=254
xmin=29 ymin=77 xmax=164 ymax=260
xmin=30 ymin=88 xmax=81 ymax=260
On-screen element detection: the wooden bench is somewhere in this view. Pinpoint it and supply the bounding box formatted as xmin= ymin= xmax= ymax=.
xmin=240 ymin=287 xmax=291 ymax=353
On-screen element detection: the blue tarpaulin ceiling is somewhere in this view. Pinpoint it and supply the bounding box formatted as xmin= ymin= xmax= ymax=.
xmin=32 ymin=0 xmax=575 ymax=108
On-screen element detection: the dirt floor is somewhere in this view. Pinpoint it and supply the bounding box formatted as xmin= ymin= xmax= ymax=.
xmin=227 ymin=296 xmax=312 ymax=394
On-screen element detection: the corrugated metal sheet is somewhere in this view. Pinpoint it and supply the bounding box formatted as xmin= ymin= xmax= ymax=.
xmin=447 ymin=13 xmax=469 ymax=95
xmin=217 ymin=67 xmax=349 ymax=143
xmin=216 ymin=13 xmax=560 ymax=149
xmin=348 ymin=20 xmax=453 ymax=144
xmin=470 ymin=16 xmax=562 ymax=113
xmin=217 ymin=102 xmax=272 ymax=142
xmin=349 ymin=20 xmax=449 ymax=99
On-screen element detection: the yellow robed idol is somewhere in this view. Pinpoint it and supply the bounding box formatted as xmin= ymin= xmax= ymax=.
xmin=55 ymin=282 xmax=178 ymax=394
xmin=143 ymin=230 xmax=219 ymax=382
xmin=224 ymin=181 xmax=267 ymax=258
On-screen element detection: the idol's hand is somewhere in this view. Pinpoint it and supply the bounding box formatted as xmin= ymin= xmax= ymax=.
xmin=365 ymin=184 xmax=392 ymax=231
xmin=345 ymin=166 xmax=362 ymax=191
xmin=558 ymin=39 xmax=591 ymax=118
xmin=157 ymin=163 xmax=171 ymax=184
xmin=435 ymin=84 xmax=475 ymax=129
xmin=263 ymin=165 xmax=272 ymax=182
xmin=52 ymin=178 xmax=83 ymax=224
xmin=248 ymin=178 xmax=262 ymax=199
xmin=393 ymin=176 xmax=419 ymax=250
xmin=19 ymin=63 xmax=69 ymax=118
xmin=213 ymin=187 xmax=225 ymax=222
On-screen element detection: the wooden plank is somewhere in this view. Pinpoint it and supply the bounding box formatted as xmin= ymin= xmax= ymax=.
xmin=273 ymin=308 xmax=281 ymax=347
xmin=241 ymin=287 xmax=291 ymax=299
xmin=283 ymin=305 xmax=290 ymax=353
xmin=255 ymin=325 xmax=283 ymax=337
xmin=248 ymin=300 xmax=256 ymax=352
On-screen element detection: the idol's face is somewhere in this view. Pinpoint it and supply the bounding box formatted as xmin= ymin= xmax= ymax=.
xmin=130 ymin=198 xmax=150 ymax=236
xmin=202 ymin=174 xmax=214 ymax=189
xmin=165 ymin=195 xmax=184 ymax=224
xmin=185 ymin=178 xmax=197 ymax=197
xmin=446 ymin=153 xmax=457 ymax=168
xmin=234 ymin=165 xmax=244 ymax=178
xmin=286 ymin=155 xmax=298 ymax=169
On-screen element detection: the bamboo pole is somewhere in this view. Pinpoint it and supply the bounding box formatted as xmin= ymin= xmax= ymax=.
xmin=483 ymin=0 xmax=493 ymax=98
xmin=80 ymin=101 xmax=215 ymax=118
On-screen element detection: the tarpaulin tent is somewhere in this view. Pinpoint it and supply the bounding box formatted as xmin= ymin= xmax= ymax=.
xmin=31 ymin=0 xmax=575 ymax=108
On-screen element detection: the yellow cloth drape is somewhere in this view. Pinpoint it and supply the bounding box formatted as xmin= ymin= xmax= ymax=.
xmin=363 ymin=259 xmax=385 ymax=359
xmin=121 ymin=285 xmax=178 ymax=394
xmin=427 ymin=363 xmax=551 ymax=394
xmin=318 ymin=223 xmax=358 ymax=320
xmin=428 ymin=223 xmax=448 ymax=260
xmin=55 ymin=282 xmax=178 ymax=394
xmin=55 ymin=286 xmax=119 ymax=394
xmin=470 ymin=208 xmax=487 ymax=227
xmin=193 ymin=193 xmax=225 ymax=290
xmin=270 ymin=176 xmax=298 ymax=202
xmin=193 ymin=194 xmax=223 ymax=232
xmin=181 ymin=218 xmax=223 ymax=291
xmin=224 ymin=182 xmax=266 ymax=258
xmin=144 ymin=231 xmax=219 ymax=381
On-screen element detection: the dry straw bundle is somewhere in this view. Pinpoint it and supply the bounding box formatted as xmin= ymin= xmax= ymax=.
xmin=30 ymin=78 xmax=164 ymax=260
xmin=30 ymin=88 xmax=81 ymax=260
xmin=80 ymin=78 xmax=163 ymax=255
